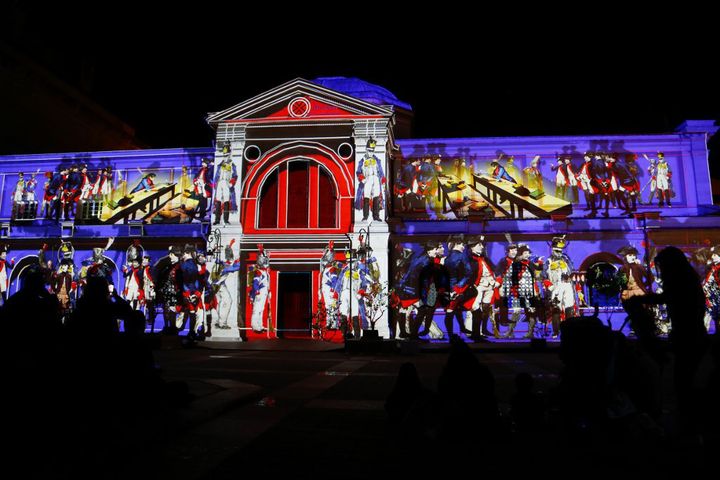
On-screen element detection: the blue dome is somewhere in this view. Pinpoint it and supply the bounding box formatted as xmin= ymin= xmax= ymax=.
xmin=312 ymin=76 xmax=412 ymax=111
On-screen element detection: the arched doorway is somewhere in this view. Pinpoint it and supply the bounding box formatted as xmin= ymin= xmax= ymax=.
xmin=581 ymin=253 xmax=623 ymax=307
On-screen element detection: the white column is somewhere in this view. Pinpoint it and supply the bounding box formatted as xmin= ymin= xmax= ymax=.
xmin=348 ymin=229 xmax=390 ymax=339
xmin=207 ymin=123 xmax=247 ymax=341
xmin=206 ymin=227 xmax=243 ymax=342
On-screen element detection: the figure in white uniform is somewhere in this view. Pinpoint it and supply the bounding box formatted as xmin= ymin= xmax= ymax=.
xmin=542 ymin=235 xmax=580 ymax=338
xmin=355 ymin=138 xmax=386 ymax=222
xmin=249 ymin=244 xmax=271 ymax=333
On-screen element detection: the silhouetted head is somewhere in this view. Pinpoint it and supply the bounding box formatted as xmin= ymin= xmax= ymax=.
xmin=395 ymin=362 xmax=421 ymax=391
xmin=655 ymin=246 xmax=699 ymax=291
xmin=21 ymin=270 xmax=46 ymax=293
xmin=84 ymin=276 xmax=110 ymax=301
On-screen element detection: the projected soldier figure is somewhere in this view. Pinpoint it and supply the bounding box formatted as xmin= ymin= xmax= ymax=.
xmin=355 ymin=138 xmax=386 ymax=222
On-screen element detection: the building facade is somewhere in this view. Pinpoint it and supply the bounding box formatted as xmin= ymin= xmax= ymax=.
xmin=1 ymin=78 xmax=718 ymax=341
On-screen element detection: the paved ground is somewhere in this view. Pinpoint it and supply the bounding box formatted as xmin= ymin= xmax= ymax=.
xmin=110 ymin=340 xmax=566 ymax=478
xmin=52 ymin=337 xmax=712 ymax=479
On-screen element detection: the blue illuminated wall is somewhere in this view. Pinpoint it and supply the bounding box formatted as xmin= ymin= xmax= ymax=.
xmin=0 ymin=147 xmax=213 ymax=224
xmin=394 ymin=121 xmax=716 ymax=221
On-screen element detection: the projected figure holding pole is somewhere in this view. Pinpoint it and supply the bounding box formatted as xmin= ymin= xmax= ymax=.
xmin=141 ymin=255 xmax=156 ymax=330
xmin=578 ymin=153 xmax=598 ymax=217
xmin=122 ymin=248 xmax=144 ymax=311
xmin=551 ymin=157 xmax=569 ymax=200
xmin=320 ymin=241 xmax=340 ymax=330
xmin=656 ymin=153 xmax=673 ymax=208
xmin=643 ymin=154 xmax=658 ymax=205
xmin=565 ymin=157 xmax=579 ymax=203
xmin=214 ymin=240 xmax=239 ymax=331
xmin=249 ymin=245 xmax=271 ymax=333
xmin=196 ymin=250 xmax=217 ymax=337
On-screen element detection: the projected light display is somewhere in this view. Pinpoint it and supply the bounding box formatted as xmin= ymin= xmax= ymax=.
xmin=393 ymin=149 xmax=682 ymax=221
xmin=3 ymin=154 xmax=212 ymax=224
xmin=0 ymin=78 xmax=717 ymax=342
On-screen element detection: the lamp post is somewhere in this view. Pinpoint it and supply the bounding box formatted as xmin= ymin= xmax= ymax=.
xmin=343 ymin=227 xmax=371 ymax=341
xmin=634 ymin=211 xmax=660 ymax=291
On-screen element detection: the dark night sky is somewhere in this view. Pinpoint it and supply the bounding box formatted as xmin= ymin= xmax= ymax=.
xmin=3 ymin=4 xmax=719 ymax=153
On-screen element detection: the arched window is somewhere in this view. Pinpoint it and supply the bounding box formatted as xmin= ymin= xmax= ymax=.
xmin=318 ymin=166 xmax=337 ymax=228
xmin=259 ymin=169 xmax=278 ymax=228
xmin=287 ymin=162 xmax=309 ymax=228
xmin=257 ymin=159 xmax=338 ymax=229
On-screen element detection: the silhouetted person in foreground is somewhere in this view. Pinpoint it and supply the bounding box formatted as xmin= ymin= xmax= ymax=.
xmin=385 ymin=362 xmax=438 ymax=443
xmin=386 ymin=362 xmax=425 ymax=424
xmin=66 ymin=276 xmax=134 ymax=342
xmin=628 ymin=247 xmax=709 ymax=434
xmin=622 ymin=292 xmax=666 ymax=367
xmin=1 ymin=269 xmax=61 ymax=353
xmin=510 ymin=372 xmax=545 ymax=432
xmin=554 ymin=314 xmax=613 ymax=441
xmin=437 ymin=336 xmax=503 ymax=444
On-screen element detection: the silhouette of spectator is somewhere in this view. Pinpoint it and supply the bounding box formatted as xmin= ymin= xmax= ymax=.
xmin=510 ymin=372 xmax=545 ymax=432
xmin=1 ymin=269 xmax=61 ymax=350
xmin=437 ymin=336 xmax=503 ymax=443
xmin=117 ymin=310 xmax=193 ymax=410
xmin=554 ymin=314 xmax=613 ymax=440
xmin=66 ymin=276 xmax=134 ymax=341
xmin=628 ymin=246 xmax=708 ymax=432
xmin=385 ymin=362 xmax=439 ymax=442
xmin=0 ymin=272 xmax=66 ymax=475
xmin=622 ymin=293 xmax=666 ymax=367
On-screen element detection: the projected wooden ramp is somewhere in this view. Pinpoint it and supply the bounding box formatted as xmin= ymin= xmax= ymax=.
xmin=437 ymin=174 xmax=494 ymax=219
xmin=100 ymin=183 xmax=178 ymax=223
xmin=471 ymin=174 xmax=572 ymax=219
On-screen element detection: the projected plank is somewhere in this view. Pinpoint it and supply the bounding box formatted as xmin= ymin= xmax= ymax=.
xmin=471 ymin=174 xmax=572 ymax=219
xmin=100 ymin=183 xmax=178 ymax=223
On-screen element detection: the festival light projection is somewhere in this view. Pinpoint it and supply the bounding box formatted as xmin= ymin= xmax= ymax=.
xmin=389 ymin=229 xmax=720 ymax=340
xmin=4 ymin=161 xmax=212 ymax=224
xmin=393 ymin=151 xmax=682 ymax=221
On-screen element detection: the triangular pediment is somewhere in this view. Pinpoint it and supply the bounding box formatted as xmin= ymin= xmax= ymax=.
xmin=207 ymin=78 xmax=393 ymax=125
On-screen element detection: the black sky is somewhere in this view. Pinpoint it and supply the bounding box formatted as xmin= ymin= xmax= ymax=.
xmin=3 ymin=4 xmax=719 ymax=152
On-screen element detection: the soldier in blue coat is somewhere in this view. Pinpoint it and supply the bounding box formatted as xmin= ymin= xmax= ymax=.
xmin=396 ymin=240 xmax=447 ymax=339
xmin=443 ymin=234 xmax=473 ymax=337
xmin=180 ymin=244 xmax=201 ymax=338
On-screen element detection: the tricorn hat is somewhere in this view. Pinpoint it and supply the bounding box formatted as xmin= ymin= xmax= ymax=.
xmin=617 ymin=245 xmax=639 ymax=257
xmin=467 ymin=235 xmax=486 ymax=248
xmin=425 ymin=240 xmax=442 ymax=252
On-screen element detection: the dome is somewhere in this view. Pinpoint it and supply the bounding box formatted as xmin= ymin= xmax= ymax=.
xmin=312 ymin=76 xmax=412 ymax=111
